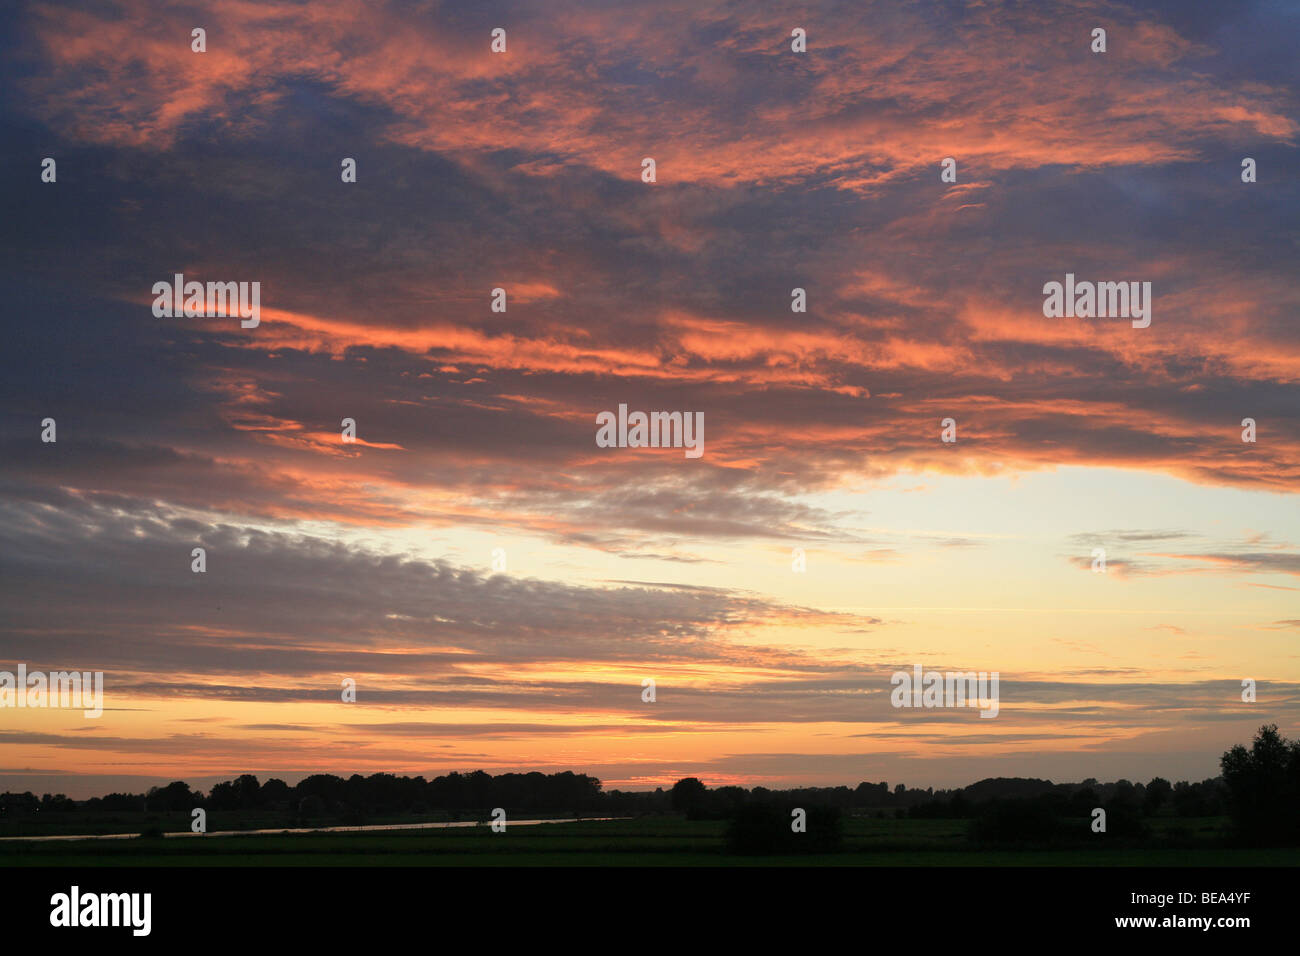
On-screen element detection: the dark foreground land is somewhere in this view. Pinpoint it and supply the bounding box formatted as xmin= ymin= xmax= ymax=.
xmin=6 ymin=724 xmax=1297 ymax=866
xmin=2 ymin=815 xmax=1295 ymax=866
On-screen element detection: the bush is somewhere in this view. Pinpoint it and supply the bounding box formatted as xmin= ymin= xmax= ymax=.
xmin=969 ymin=797 xmax=1149 ymax=844
xmin=724 ymin=804 xmax=843 ymax=855
xmin=969 ymin=799 xmax=1064 ymax=844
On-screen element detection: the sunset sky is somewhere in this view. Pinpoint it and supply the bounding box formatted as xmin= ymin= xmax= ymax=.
xmin=1 ymin=0 xmax=1298 ymax=799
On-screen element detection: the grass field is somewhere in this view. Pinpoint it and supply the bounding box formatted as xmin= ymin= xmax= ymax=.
xmin=2 ymin=816 xmax=1294 ymax=866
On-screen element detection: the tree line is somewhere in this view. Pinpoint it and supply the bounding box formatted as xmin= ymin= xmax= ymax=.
xmin=3 ymin=724 xmax=1295 ymax=846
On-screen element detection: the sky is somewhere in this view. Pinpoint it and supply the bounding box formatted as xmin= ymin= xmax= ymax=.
xmin=0 ymin=0 xmax=1297 ymax=800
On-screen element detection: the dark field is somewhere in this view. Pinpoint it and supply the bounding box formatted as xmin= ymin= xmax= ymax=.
xmin=2 ymin=816 xmax=1295 ymax=866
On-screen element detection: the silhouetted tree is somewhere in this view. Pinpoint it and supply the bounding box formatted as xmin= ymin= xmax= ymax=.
xmin=1221 ymin=724 xmax=1300 ymax=844
xmin=146 ymin=781 xmax=199 ymax=812
xmin=670 ymin=777 xmax=707 ymax=817
xmin=260 ymin=778 xmax=291 ymax=807
xmin=1144 ymin=777 xmax=1172 ymax=815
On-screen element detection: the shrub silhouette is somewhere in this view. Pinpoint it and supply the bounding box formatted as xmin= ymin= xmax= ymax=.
xmin=969 ymin=799 xmax=1064 ymax=844
xmin=968 ymin=794 xmax=1149 ymax=844
xmin=724 ymin=804 xmax=843 ymax=855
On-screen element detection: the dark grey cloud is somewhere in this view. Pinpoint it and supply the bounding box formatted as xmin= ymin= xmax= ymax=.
xmin=0 ymin=491 xmax=880 ymax=680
